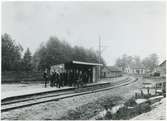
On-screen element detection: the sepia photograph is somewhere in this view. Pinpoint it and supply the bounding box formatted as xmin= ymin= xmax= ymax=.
xmin=1 ymin=0 xmax=166 ymax=120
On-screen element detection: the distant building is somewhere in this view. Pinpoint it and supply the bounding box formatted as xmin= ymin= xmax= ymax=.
xmin=101 ymin=66 xmax=122 ymax=78
xmin=154 ymin=60 xmax=166 ymax=77
xmin=124 ymin=65 xmax=145 ymax=75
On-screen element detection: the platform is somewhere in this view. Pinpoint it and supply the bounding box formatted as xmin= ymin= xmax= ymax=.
xmin=1 ymin=86 xmax=73 ymax=100
xmin=1 ymin=76 xmax=127 ymax=100
xmin=1 ymin=81 xmax=110 ymax=100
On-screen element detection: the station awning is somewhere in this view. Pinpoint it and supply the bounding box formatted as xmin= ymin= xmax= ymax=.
xmin=72 ymin=61 xmax=103 ymax=66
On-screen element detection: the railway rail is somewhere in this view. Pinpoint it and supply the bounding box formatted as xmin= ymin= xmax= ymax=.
xmin=1 ymin=77 xmax=138 ymax=112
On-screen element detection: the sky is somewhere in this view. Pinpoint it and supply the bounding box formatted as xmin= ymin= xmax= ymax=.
xmin=2 ymin=1 xmax=166 ymax=65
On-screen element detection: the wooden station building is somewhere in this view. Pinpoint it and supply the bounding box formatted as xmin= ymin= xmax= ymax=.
xmin=50 ymin=61 xmax=103 ymax=83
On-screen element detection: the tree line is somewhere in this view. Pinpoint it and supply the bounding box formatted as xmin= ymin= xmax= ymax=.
xmin=2 ymin=33 xmax=105 ymax=72
xmin=2 ymin=33 xmax=33 ymax=71
xmin=115 ymin=54 xmax=159 ymax=72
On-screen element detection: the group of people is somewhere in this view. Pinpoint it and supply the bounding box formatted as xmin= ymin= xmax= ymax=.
xmin=43 ymin=69 xmax=92 ymax=88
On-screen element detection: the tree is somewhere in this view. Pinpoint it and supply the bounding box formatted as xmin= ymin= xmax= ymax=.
xmin=115 ymin=58 xmax=124 ymax=67
xmin=32 ymin=36 xmax=105 ymax=71
xmin=133 ymin=56 xmax=142 ymax=67
xmin=2 ymin=33 xmax=23 ymax=71
xmin=142 ymin=53 xmax=159 ymax=71
xmin=115 ymin=54 xmax=133 ymax=71
xmin=115 ymin=53 xmax=159 ymax=73
xmin=150 ymin=53 xmax=159 ymax=67
xmin=22 ymin=48 xmax=33 ymax=71
xmin=32 ymin=44 xmax=48 ymax=70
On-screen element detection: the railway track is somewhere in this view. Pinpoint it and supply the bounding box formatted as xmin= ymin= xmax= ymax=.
xmin=1 ymin=77 xmax=138 ymax=112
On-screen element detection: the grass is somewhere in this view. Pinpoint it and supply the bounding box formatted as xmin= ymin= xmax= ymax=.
xmin=58 ymin=96 xmax=122 ymax=120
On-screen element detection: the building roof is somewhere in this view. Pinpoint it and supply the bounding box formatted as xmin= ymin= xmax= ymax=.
xmin=159 ymin=60 xmax=166 ymax=67
xmin=72 ymin=61 xmax=103 ymax=66
xmin=102 ymin=66 xmax=122 ymax=72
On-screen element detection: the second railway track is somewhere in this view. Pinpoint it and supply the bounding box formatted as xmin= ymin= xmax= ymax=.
xmin=1 ymin=77 xmax=138 ymax=112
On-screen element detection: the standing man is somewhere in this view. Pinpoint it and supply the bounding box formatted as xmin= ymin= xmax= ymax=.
xmin=56 ymin=71 xmax=60 ymax=88
xmin=52 ymin=71 xmax=57 ymax=87
xmin=43 ymin=69 xmax=48 ymax=88
xmin=69 ymin=69 xmax=73 ymax=86
xmin=50 ymin=71 xmax=53 ymax=87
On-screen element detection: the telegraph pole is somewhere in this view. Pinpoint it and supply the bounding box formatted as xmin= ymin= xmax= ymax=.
xmin=99 ymin=36 xmax=101 ymax=81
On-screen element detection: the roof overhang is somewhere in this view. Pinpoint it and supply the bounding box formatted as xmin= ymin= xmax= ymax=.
xmin=72 ymin=61 xmax=103 ymax=66
xmin=159 ymin=60 xmax=166 ymax=66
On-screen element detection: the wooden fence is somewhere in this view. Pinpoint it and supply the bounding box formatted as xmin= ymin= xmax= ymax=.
xmin=2 ymin=71 xmax=43 ymax=83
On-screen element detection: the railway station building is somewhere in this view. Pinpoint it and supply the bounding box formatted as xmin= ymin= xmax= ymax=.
xmin=101 ymin=66 xmax=122 ymax=78
xmin=50 ymin=61 xmax=103 ymax=83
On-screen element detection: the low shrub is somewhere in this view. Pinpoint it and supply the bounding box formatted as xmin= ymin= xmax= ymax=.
xmin=112 ymin=106 xmax=129 ymax=120
xmin=124 ymin=97 xmax=136 ymax=107
xmin=101 ymin=97 xmax=151 ymax=120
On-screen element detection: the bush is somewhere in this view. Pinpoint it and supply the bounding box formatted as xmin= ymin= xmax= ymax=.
xmin=103 ymin=97 xmax=151 ymax=120
xmin=104 ymin=111 xmax=112 ymax=120
xmin=112 ymin=106 xmax=129 ymax=120
xmin=153 ymin=72 xmax=160 ymax=76
xmin=124 ymin=97 xmax=137 ymax=107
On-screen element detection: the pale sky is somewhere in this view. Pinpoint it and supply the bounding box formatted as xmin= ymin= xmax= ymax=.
xmin=2 ymin=1 xmax=166 ymax=65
